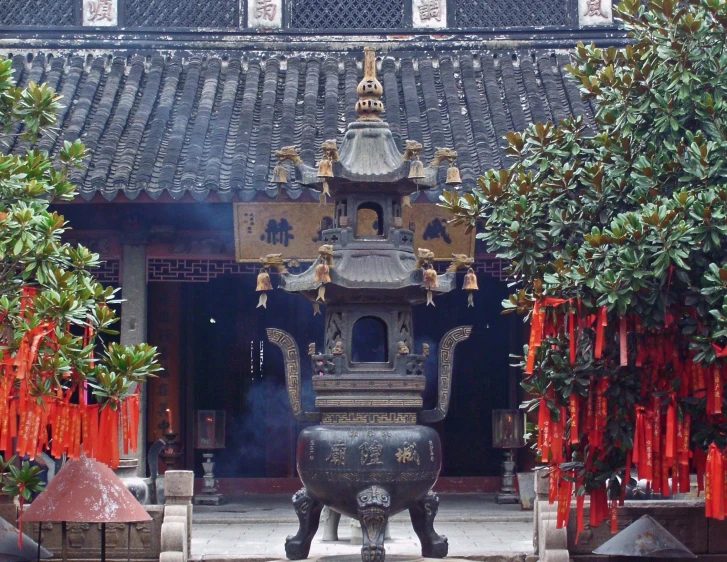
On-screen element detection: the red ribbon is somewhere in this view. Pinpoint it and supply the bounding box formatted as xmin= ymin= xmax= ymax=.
xmin=706 ymin=443 xmax=724 ymax=520
xmin=569 ymin=310 xmax=577 ymax=365
xmin=619 ymin=316 xmax=628 ymax=367
xmin=556 ymin=472 xmax=574 ymax=529
xmin=594 ymin=306 xmax=607 ymax=359
xmin=569 ymin=394 xmax=580 ymax=445
xmin=526 ymin=301 xmax=544 ymax=374
xmin=665 ymin=394 xmax=677 ymax=461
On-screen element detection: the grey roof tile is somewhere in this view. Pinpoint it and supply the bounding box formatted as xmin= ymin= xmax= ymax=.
xmin=3 ymin=49 xmax=593 ymax=200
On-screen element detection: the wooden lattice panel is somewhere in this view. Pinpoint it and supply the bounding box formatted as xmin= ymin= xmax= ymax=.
xmin=94 ymin=259 xmax=121 ymax=285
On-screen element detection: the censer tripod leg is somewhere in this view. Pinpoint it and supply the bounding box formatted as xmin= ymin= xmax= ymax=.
xmin=409 ymin=491 xmax=448 ymax=558
xmin=357 ymin=486 xmax=390 ymax=562
xmin=284 ymin=488 xmax=323 ymax=560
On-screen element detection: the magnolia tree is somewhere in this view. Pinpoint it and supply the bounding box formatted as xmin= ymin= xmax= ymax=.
xmin=0 ymin=58 xmax=161 ymax=502
xmin=443 ymin=0 xmax=727 ymax=533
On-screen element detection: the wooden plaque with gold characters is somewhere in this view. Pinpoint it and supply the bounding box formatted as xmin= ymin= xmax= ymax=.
xmin=234 ymin=202 xmax=474 ymax=262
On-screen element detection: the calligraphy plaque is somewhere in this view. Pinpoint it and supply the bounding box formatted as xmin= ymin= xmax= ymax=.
xmin=247 ymin=0 xmax=282 ymax=28
xmin=233 ymin=202 xmax=475 ymax=262
xmin=83 ymin=0 xmax=118 ymax=25
xmin=412 ymin=0 xmax=446 ymax=29
xmin=579 ymin=0 xmax=612 ymax=26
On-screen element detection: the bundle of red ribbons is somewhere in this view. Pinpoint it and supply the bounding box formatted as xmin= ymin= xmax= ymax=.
xmin=528 ymin=298 xmax=727 ymax=539
xmin=0 ymin=376 xmax=140 ymax=469
xmin=0 ymin=287 xmax=140 ymax=469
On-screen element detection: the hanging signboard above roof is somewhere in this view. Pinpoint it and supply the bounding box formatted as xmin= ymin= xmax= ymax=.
xmin=234 ymin=202 xmax=474 ymax=262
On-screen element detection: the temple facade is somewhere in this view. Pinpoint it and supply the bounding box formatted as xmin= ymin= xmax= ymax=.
xmin=0 ymin=0 xmax=626 ymax=492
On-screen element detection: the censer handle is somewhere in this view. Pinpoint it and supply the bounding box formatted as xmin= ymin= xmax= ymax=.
xmin=419 ymin=326 xmax=472 ymax=424
xmin=266 ymin=328 xmax=321 ymax=423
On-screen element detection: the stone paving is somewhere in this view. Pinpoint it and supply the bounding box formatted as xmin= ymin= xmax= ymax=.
xmin=191 ymin=494 xmax=534 ymax=561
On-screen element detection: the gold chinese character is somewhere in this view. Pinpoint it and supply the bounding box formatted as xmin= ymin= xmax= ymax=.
xmin=395 ymin=441 xmax=420 ymax=465
xmin=326 ymin=443 xmax=347 ymax=465
xmin=359 ymin=441 xmax=384 ymax=466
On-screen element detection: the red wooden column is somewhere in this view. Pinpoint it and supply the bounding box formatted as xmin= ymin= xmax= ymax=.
xmin=147 ymin=282 xmax=183 ymax=465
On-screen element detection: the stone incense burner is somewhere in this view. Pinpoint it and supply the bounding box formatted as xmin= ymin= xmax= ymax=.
xmin=265 ymin=48 xmax=472 ymax=562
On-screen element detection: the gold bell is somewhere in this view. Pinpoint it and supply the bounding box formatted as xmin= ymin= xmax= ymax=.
xmin=408 ymin=158 xmax=425 ymax=180
xmin=256 ymin=269 xmax=273 ymax=309
xmin=446 ymin=163 xmax=462 ymax=185
xmin=423 ymin=267 xmax=439 ymax=307
xmin=462 ymin=268 xmax=478 ymax=291
xmin=317 ymin=157 xmax=334 ymax=179
xmin=463 ymin=267 xmax=478 ymax=307
xmin=271 ymin=162 xmax=287 ymax=185
xmin=315 ymin=261 xmax=330 ymax=303
xmin=256 ymin=270 xmax=273 ymax=292
xmin=318 ymin=158 xmax=334 ymax=205
xmin=314 ymin=263 xmax=331 ymax=285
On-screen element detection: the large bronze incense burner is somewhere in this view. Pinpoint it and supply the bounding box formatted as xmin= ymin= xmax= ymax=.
xmin=264 ymin=48 xmax=473 ymax=562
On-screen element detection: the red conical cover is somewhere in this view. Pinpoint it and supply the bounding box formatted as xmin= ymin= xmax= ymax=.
xmin=23 ymin=456 xmax=151 ymax=523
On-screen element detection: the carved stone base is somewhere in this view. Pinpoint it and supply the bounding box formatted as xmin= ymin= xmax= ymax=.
xmin=495 ymin=491 xmax=521 ymax=504
xmin=409 ymin=491 xmax=448 ymax=558
xmin=285 ymin=488 xmax=323 ymax=560
xmin=357 ymin=486 xmax=391 ymax=562
xmin=194 ymin=493 xmax=224 ymax=506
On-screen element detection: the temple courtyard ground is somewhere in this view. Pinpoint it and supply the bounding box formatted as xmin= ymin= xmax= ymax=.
xmin=191 ymin=494 xmax=533 ymax=561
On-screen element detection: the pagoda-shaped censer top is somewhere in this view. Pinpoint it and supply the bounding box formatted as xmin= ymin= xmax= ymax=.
xmin=261 ymin=48 xmax=475 ymax=562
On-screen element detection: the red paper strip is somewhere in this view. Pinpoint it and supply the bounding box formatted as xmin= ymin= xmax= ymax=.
xmin=594 ymin=306 xmax=608 ymax=359
xmin=569 ymin=310 xmax=576 ymax=365
xmin=526 ymin=301 xmax=544 ymax=374
xmin=569 ymin=394 xmax=580 ymax=445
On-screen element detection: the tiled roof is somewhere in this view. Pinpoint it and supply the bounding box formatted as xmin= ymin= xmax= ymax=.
xmin=2 ymin=50 xmax=596 ymax=202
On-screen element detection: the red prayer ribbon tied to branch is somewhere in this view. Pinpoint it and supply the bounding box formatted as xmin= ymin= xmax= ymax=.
xmin=0 ymin=388 xmax=140 ymax=469
xmin=525 ymin=297 xmax=569 ymax=375
xmin=0 ymin=296 xmax=140 ymax=469
xmin=528 ymin=302 xmax=727 ymax=537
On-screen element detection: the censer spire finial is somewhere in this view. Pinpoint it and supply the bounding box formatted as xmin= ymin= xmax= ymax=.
xmin=355 ymin=47 xmax=384 ymax=121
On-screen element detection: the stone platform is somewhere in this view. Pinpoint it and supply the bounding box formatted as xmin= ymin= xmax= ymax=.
xmin=191 ymin=494 xmax=533 ymax=561
xmin=194 ymin=553 xmax=526 ymax=562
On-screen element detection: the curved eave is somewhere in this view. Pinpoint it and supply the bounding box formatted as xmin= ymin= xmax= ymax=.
xmin=279 ymin=268 xmax=455 ymax=299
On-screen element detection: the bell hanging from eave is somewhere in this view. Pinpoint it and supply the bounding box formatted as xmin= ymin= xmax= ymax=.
xmin=271 ymin=162 xmax=288 ymax=200
xmin=318 ymin=140 xmax=337 ymax=205
xmin=446 ymin=162 xmax=462 ymax=186
xmin=315 ymin=263 xmax=330 ymax=302
xmin=271 ymin=162 xmax=287 ymax=185
xmin=256 ymin=269 xmax=272 ymax=308
xmin=408 ymin=157 xmax=425 ymax=180
xmin=317 ymin=157 xmax=333 ymax=205
xmin=462 ymin=267 xmax=478 ymax=307
xmin=314 ymin=244 xmax=334 ymax=302
xmin=423 ymin=266 xmax=439 ymax=307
